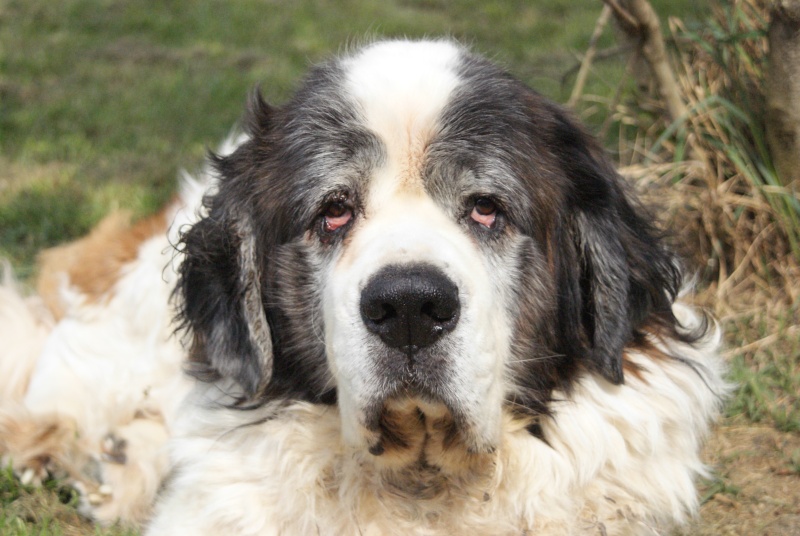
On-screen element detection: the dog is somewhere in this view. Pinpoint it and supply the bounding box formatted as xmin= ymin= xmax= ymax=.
xmin=1 ymin=39 xmax=726 ymax=535
xmin=0 ymin=161 xmax=217 ymax=521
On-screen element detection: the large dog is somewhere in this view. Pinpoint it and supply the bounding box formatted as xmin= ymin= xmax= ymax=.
xmin=1 ymin=40 xmax=726 ymax=535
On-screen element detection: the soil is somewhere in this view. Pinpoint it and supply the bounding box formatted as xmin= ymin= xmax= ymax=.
xmin=681 ymin=422 xmax=800 ymax=536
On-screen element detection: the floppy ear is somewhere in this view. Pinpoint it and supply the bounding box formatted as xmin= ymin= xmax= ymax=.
xmin=177 ymin=92 xmax=277 ymax=397
xmin=548 ymin=107 xmax=680 ymax=385
xmin=178 ymin=207 xmax=273 ymax=396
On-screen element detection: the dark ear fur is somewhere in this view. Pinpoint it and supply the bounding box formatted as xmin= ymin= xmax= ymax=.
xmin=176 ymin=92 xmax=275 ymax=397
xmin=548 ymin=107 xmax=681 ymax=385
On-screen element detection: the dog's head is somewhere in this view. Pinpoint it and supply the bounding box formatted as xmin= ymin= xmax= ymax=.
xmin=178 ymin=40 xmax=682 ymax=456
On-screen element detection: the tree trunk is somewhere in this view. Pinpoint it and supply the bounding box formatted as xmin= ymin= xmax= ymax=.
xmin=766 ymin=1 xmax=800 ymax=184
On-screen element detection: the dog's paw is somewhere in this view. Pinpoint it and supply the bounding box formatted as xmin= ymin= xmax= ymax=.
xmin=85 ymin=417 xmax=171 ymax=525
xmin=101 ymin=432 xmax=128 ymax=465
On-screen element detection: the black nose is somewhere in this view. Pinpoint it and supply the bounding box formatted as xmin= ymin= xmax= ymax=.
xmin=360 ymin=264 xmax=460 ymax=355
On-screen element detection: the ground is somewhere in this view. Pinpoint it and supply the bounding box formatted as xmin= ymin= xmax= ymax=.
xmin=682 ymin=424 xmax=800 ymax=535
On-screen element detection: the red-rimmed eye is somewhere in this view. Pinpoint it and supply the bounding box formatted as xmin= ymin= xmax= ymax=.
xmin=323 ymin=201 xmax=353 ymax=232
xmin=471 ymin=197 xmax=497 ymax=228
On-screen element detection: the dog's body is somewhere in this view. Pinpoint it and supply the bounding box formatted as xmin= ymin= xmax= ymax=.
xmin=0 ymin=166 xmax=217 ymax=520
xmin=1 ymin=40 xmax=726 ymax=535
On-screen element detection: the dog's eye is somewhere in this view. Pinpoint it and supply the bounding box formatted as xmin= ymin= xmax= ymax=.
xmin=323 ymin=201 xmax=353 ymax=232
xmin=471 ymin=197 xmax=497 ymax=228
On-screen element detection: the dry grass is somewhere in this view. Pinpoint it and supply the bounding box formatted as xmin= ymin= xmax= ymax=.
xmin=598 ymin=0 xmax=799 ymax=318
xmin=618 ymin=0 xmax=800 ymax=427
xmin=574 ymin=2 xmax=800 ymax=531
xmin=585 ymin=0 xmax=800 ymax=357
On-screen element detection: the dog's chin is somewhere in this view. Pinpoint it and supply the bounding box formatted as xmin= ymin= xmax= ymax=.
xmin=360 ymin=388 xmax=498 ymax=466
xmin=335 ymin=343 xmax=503 ymax=465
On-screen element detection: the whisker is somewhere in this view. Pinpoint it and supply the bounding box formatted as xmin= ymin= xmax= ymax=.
xmin=511 ymin=353 xmax=565 ymax=364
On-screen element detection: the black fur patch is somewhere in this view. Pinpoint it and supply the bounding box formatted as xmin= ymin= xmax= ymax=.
xmin=432 ymin=51 xmax=688 ymax=414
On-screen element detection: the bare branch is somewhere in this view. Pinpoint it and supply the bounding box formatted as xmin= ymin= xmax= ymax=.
xmin=569 ymin=5 xmax=613 ymax=108
xmin=601 ymin=0 xmax=638 ymax=32
xmin=606 ymin=0 xmax=688 ymax=122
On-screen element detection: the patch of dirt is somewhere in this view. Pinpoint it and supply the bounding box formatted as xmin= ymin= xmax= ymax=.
xmin=681 ymin=423 xmax=800 ymax=535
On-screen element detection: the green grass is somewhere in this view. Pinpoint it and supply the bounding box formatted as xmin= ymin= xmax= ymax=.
xmin=0 ymin=0 xmax=706 ymax=276
xmin=0 ymin=467 xmax=136 ymax=535
xmin=726 ymin=310 xmax=800 ymax=432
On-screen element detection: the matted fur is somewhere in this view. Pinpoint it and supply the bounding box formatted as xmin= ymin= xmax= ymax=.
xmin=0 ymin=40 xmax=727 ymax=535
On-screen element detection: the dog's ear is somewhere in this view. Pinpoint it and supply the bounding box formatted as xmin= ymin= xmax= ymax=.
xmin=178 ymin=208 xmax=273 ymax=396
xmin=177 ymin=93 xmax=276 ymax=397
xmin=547 ymin=107 xmax=680 ymax=385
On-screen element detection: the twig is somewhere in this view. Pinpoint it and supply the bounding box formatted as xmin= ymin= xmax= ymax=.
xmin=569 ymin=5 xmax=613 ymax=108
xmin=604 ymin=0 xmax=688 ymax=122
xmin=717 ymin=223 xmax=774 ymax=298
xmin=561 ymin=45 xmax=632 ymax=87
xmin=601 ymin=0 xmax=639 ymax=32
xmin=599 ymin=52 xmax=638 ymax=140
xmin=722 ymin=325 xmax=800 ymax=358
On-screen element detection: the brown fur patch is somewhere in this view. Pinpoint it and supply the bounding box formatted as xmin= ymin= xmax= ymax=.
xmin=372 ymin=399 xmax=497 ymax=500
xmin=623 ymin=315 xmax=701 ymax=382
xmin=374 ymin=399 xmax=428 ymax=465
xmin=397 ymin=132 xmax=431 ymax=191
xmin=0 ymin=408 xmax=82 ymax=481
xmin=37 ymin=209 xmax=169 ymax=318
xmin=622 ymin=354 xmax=648 ymax=382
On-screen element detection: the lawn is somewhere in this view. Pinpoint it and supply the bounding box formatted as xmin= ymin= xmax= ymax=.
xmin=3 ymin=0 xmax=798 ymax=534
xmin=0 ymin=0 xmax=707 ymax=277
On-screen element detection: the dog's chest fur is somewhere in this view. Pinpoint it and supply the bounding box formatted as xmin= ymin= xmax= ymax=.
xmin=150 ymin=335 xmax=723 ymax=536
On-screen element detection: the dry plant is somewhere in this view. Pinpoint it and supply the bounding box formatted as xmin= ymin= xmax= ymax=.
xmin=587 ymin=0 xmax=800 ymax=328
xmin=579 ymin=0 xmax=800 ymax=439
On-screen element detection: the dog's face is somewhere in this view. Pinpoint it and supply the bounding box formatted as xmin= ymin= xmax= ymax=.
xmin=179 ymin=40 xmax=681 ymax=458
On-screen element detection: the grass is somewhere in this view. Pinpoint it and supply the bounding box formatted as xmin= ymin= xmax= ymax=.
xmin=597 ymin=0 xmax=800 ymax=435
xmin=0 ymin=0 xmax=704 ymax=276
xmin=0 ymin=467 xmax=136 ymax=536
xmin=5 ymin=0 xmax=799 ymax=534
xmin=726 ymin=311 xmax=800 ymax=432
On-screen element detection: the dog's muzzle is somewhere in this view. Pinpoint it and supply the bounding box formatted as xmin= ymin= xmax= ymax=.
xmin=360 ymin=263 xmax=460 ymax=355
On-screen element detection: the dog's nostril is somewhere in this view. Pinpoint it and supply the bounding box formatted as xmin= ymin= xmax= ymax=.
xmin=360 ymin=263 xmax=460 ymax=354
xmin=363 ymin=303 xmax=396 ymax=324
xmin=420 ymin=300 xmax=456 ymax=323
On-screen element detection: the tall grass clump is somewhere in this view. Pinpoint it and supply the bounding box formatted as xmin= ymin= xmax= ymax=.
xmin=583 ymin=0 xmax=800 ymax=429
xmin=599 ymin=0 xmax=799 ymax=315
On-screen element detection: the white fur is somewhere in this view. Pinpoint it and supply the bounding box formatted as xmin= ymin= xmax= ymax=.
xmin=343 ymin=39 xmax=461 ymax=159
xmin=326 ymin=191 xmax=510 ymax=452
xmin=0 ymin=138 xmax=239 ymax=524
xmin=331 ymin=41 xmax=510 ymax=452
xmin=148 ymin=305 xmax=726 ymax=535
xmin=0 ymin=265 xmax=54 ymax=402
